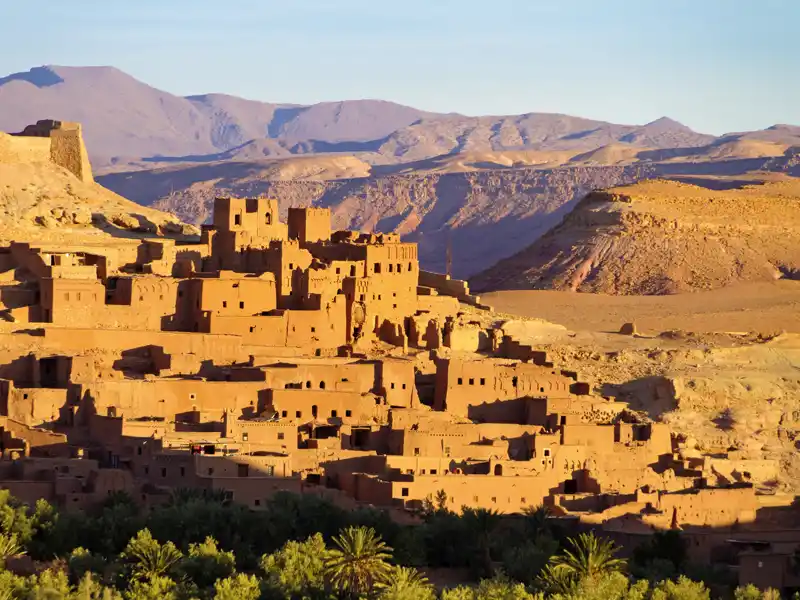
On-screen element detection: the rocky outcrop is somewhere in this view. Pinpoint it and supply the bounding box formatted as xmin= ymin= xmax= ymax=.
xmin=472 ymin=179 xmax=800 ymax=294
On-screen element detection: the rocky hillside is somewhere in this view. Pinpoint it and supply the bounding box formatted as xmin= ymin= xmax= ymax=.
xmin=472 ymin=179 xmax=800 ymax=294
xmin=0 ymin=131 xmax=194 ymax=243
xmin=132 ymin=165 xmax=654 ymax=278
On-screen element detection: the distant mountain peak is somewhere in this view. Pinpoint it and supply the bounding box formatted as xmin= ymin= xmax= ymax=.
xmin=642 ymin=116 xmax=690 ymax=130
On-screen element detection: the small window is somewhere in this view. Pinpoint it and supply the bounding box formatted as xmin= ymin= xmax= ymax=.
xmin=255 ymin=499 xmax=261 ymax=506
xmin=242 ymin=432 xmax=249 ymax=442
xmin=331 ymin=410 xmax=337 ymax=418
xmin=208 ymin=468 xmax=214 ymax=475
xmin=521 ymin=497 xmax=526 ymax=503
xmin=163 ymin=468 xmax=171 ymax=478
xmin=240 ymin=301 xmax=245 ymax=309
xmin=397 ymin=264 xmax=402 ymax=272
xmin=296 ymin=411 xmax=302 ymax=418
xmin=390 ymin=383 xmax=395 ymax=389
xmin=137 ymin=446 xmax=142 ymax=456
xmin=306 ymin=381 xmax=311 ymax=388
xmin=388 ymin=264 xmax=394 ymax=273
xmin=401 ymin=487 xmax=409 ymax=497
xmin=144 ymin=466 xmax=149 ymax=475
xmin=430 ymin=469 xmax=437 ymax=475
xmin=457 ymin=378 xmax=463 ymax=385
xmin=345 ymin=410 xmax=352 ymax=417
xmin=289 ymin=263 xmax=294 ymax=270
xmin=222 ymin=301 xmax=227 ymax=308
xmin=469 ymin=378 xmax=474 ymax=385
xmin=277 ymin=432 xmax=285 ymax=440
xmin=265 ymin=213 xmax=271 ymax=225
xmin=311 ymin=327 xmax=316 ymax=333
xmin=350 ymin=266 xmax=356 ymax=276
xmin=414 ymin=448 xmax=420 ymax=456
xmin=359 ymin=294 xmax=365 ymax=302
xmin=408 ymin=262 xmax=412 ymax=270
xmin=491 ymin=497 xmax=497 ymax=503
xmin=281 ymin=410 xmax=288 ymax=418
xmin=374 ymin=263 xmax=381 ymax=274
xmin=249 ymin=326 xmax=256 ymax=333
xmin=480 ymin=378 xmax=486 ymax=385
xmin=180 ymin=467 xmax=186 ymax=476
xmin=234 ymin=214 xmax=241 ymax=226
xmin=444 ymin=447 xmax=451 ymax=456
xmin=402 ymin=383 xmax=406 ymax=389
xmin=336 ymin=267 xmax=341 ymax=275
xmin=543 ymin=448 xmax=551 ymax=457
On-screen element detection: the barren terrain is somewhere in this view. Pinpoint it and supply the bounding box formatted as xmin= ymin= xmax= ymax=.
xmin=473 ymin=179 xmax=800 ymax=293
xmin=0 ymin=132 xmax=194 ymax=243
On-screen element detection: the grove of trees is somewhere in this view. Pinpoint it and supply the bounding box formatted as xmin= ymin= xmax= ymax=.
xmin=0 ymin=488 xmax=787 ymax=599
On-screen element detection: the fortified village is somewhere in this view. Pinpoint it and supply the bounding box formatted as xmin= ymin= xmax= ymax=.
xmin=0 ymin=121 xmax=797 ymax=589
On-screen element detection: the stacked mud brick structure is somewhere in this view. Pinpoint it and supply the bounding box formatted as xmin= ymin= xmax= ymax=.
xmin=0 ymin=127 xmax=795 ymax=591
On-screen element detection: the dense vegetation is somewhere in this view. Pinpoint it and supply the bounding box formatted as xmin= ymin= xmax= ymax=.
xmin=0 ymin=489 xmax=785 ymax=599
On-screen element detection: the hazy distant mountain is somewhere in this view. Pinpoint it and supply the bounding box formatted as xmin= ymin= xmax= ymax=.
xmin=0 ymin=65 xmax=716 ymax=170
xmin=0 ymin=66 xmax=433 ymax=164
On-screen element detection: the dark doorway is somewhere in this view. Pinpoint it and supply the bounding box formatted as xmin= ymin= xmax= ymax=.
xmin=494 ymin=464 xmax=503 ymax=476
xmin=564 ymin=478 xmax=578 ymax=494
xmin=40 ymin=357 xmax=59 ymax=388
xmin=352 ymin=428 xmax=370 ymax=449
xmin=314 ymin=425 xmax=338 ymax=439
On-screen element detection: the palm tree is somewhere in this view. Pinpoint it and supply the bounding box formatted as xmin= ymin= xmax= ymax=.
xmin=324 ymin=526 xmax=393 ymax=596
xmin=539 ymin=532 xmax=625 ymax=592
xmin=377 ymin=566 xmax=435 ymax=600
xmin=0 ymin=533 xmax=24 ymax=567
xmin=523 ymin=505 xmax=552 ymax=539
xmin=122 ymin=529 xmax=183 ymax=580
xmin=460 ymin=507 xmax=501 ymax=577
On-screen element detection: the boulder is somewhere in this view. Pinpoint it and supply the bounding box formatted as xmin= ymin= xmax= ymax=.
xmin=109 ymin=212 xmax=139 ymax=229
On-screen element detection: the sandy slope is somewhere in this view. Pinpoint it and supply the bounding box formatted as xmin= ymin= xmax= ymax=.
xmin=0 ymin=141 xmax=193 ymax=243
xmin=473 ymin=179 xmax=800 ymax=294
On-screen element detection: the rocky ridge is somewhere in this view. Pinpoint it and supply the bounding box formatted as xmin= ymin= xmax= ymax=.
xmin=472 ymin=179 xmax=800 ymax=293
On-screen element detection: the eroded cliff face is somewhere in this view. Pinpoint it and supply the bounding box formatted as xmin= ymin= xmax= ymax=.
xmin=472 ymin=179 xmax=800 ymax=294
xmin=146 ymin=165 xmax=656 ymax=278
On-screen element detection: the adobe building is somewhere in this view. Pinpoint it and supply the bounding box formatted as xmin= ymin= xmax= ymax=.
xmin=11 ymin=119 xmax=94 ymax=183
xmin=0 ymin=188 xmax=792 ymax=589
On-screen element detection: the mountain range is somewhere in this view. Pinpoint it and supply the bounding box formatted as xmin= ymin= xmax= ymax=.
xmin=0 ymin=65 xmax=725 ymax=170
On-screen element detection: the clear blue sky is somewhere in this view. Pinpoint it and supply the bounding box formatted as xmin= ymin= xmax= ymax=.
xmin=2 ymin=0 xmax=797 ymax=134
